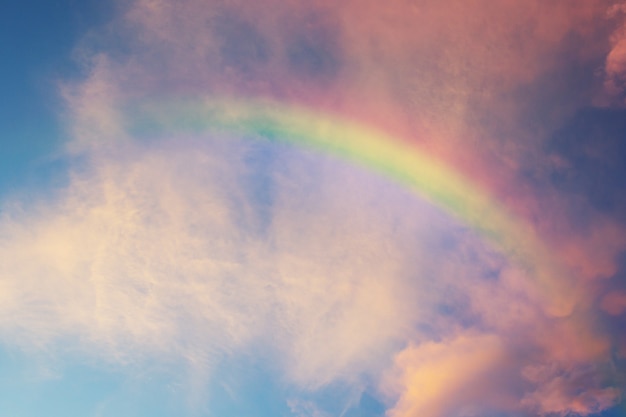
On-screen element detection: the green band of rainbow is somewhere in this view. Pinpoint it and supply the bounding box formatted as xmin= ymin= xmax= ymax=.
xmin=125 ymin=97 xmax=578 ymax=317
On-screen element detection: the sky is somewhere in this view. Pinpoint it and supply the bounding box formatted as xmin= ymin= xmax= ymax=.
xmin=1 ymin=0 xmax=626 ymax=416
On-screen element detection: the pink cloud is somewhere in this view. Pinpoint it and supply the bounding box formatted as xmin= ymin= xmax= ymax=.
xmin=600 ymin=290 xmax=626 ymax=316
xmin=603 ymin=3 xmax=626 ymax=102
xmin=4 ymin=0 xmax=623 ymax=414
xmin=522 ymin=364 xmax=621 ymax=416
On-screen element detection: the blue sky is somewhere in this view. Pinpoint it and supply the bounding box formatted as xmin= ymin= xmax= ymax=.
xmin=1 ymin=1 xmax=626 ymax=417
xmin=0 ymin=0 xmax=111 ymax=196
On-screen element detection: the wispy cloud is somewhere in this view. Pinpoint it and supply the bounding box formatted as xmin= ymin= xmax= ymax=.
xmin=2 ymin=0 xmax=625 ymax=416
xmin=0 ymin=140 xmax=450 ymax=386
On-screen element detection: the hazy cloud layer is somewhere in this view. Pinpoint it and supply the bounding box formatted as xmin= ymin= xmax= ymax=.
xmin=2 ymin=139 xmax=482 ymax=389
xmin=1 ymin=0 xmax=625 ymax=416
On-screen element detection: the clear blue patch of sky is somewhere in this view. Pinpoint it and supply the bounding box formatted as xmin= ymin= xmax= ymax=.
xmin=0 ymin=346 xmax=126 ymax=417
xmin=0 ymin=346 xmax=199 ymax=417
xmin=0 ymin=0 xmax=113 ymax=198
xmin=0 ymin=342 xmax=388 ymax=417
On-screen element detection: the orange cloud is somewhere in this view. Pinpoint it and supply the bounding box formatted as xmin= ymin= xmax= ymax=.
xmin=383 ymin=333 xmax=506 ymax=417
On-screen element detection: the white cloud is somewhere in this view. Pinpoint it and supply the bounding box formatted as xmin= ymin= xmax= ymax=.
xmin=0 ymin=137 xmax=459 ymax=388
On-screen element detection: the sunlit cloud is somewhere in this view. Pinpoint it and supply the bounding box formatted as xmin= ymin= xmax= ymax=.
xmin=2 ymin=0 xmax=625 ymax=416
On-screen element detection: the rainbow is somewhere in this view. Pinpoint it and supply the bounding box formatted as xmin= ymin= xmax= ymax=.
xmin=126 ymin=97 xmax=578 ymax=317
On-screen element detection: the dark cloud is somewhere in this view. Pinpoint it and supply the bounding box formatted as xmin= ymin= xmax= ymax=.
xmin=213 ymin=11 xmax=271 ymax=74
xmin=285 ymin=12 xmax=342 ymax=83
xmin=546 ymin=107 xmax=626 ymax=220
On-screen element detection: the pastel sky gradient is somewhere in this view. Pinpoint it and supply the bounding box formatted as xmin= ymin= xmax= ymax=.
xmin=1 ymin=1 xmax=626 ymax=417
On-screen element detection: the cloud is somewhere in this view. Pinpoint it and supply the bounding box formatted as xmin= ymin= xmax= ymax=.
xmin=61 ymin=54 xmax=128 ymax=151
xmin=0 ymin=138 xmax=457 ymax=388
xmin=382 ymin=333 xmax=508 ymax=417
xmin=3 ymin=0 xmax=626 ymax=415
xmin=601 ymin=290 xmax=626 ymax=315
xmin=287 ymin=399 xmax=333 ymax=417
xmin=603 ymin=3 xmax=626 ymax=103
xmin=2 ymin=130 xmax=616 ymax=415
xmin=61 ymin=0 xmax=626 ymax=289
xmin=522 ymin=364 xmax=621 ymax=416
